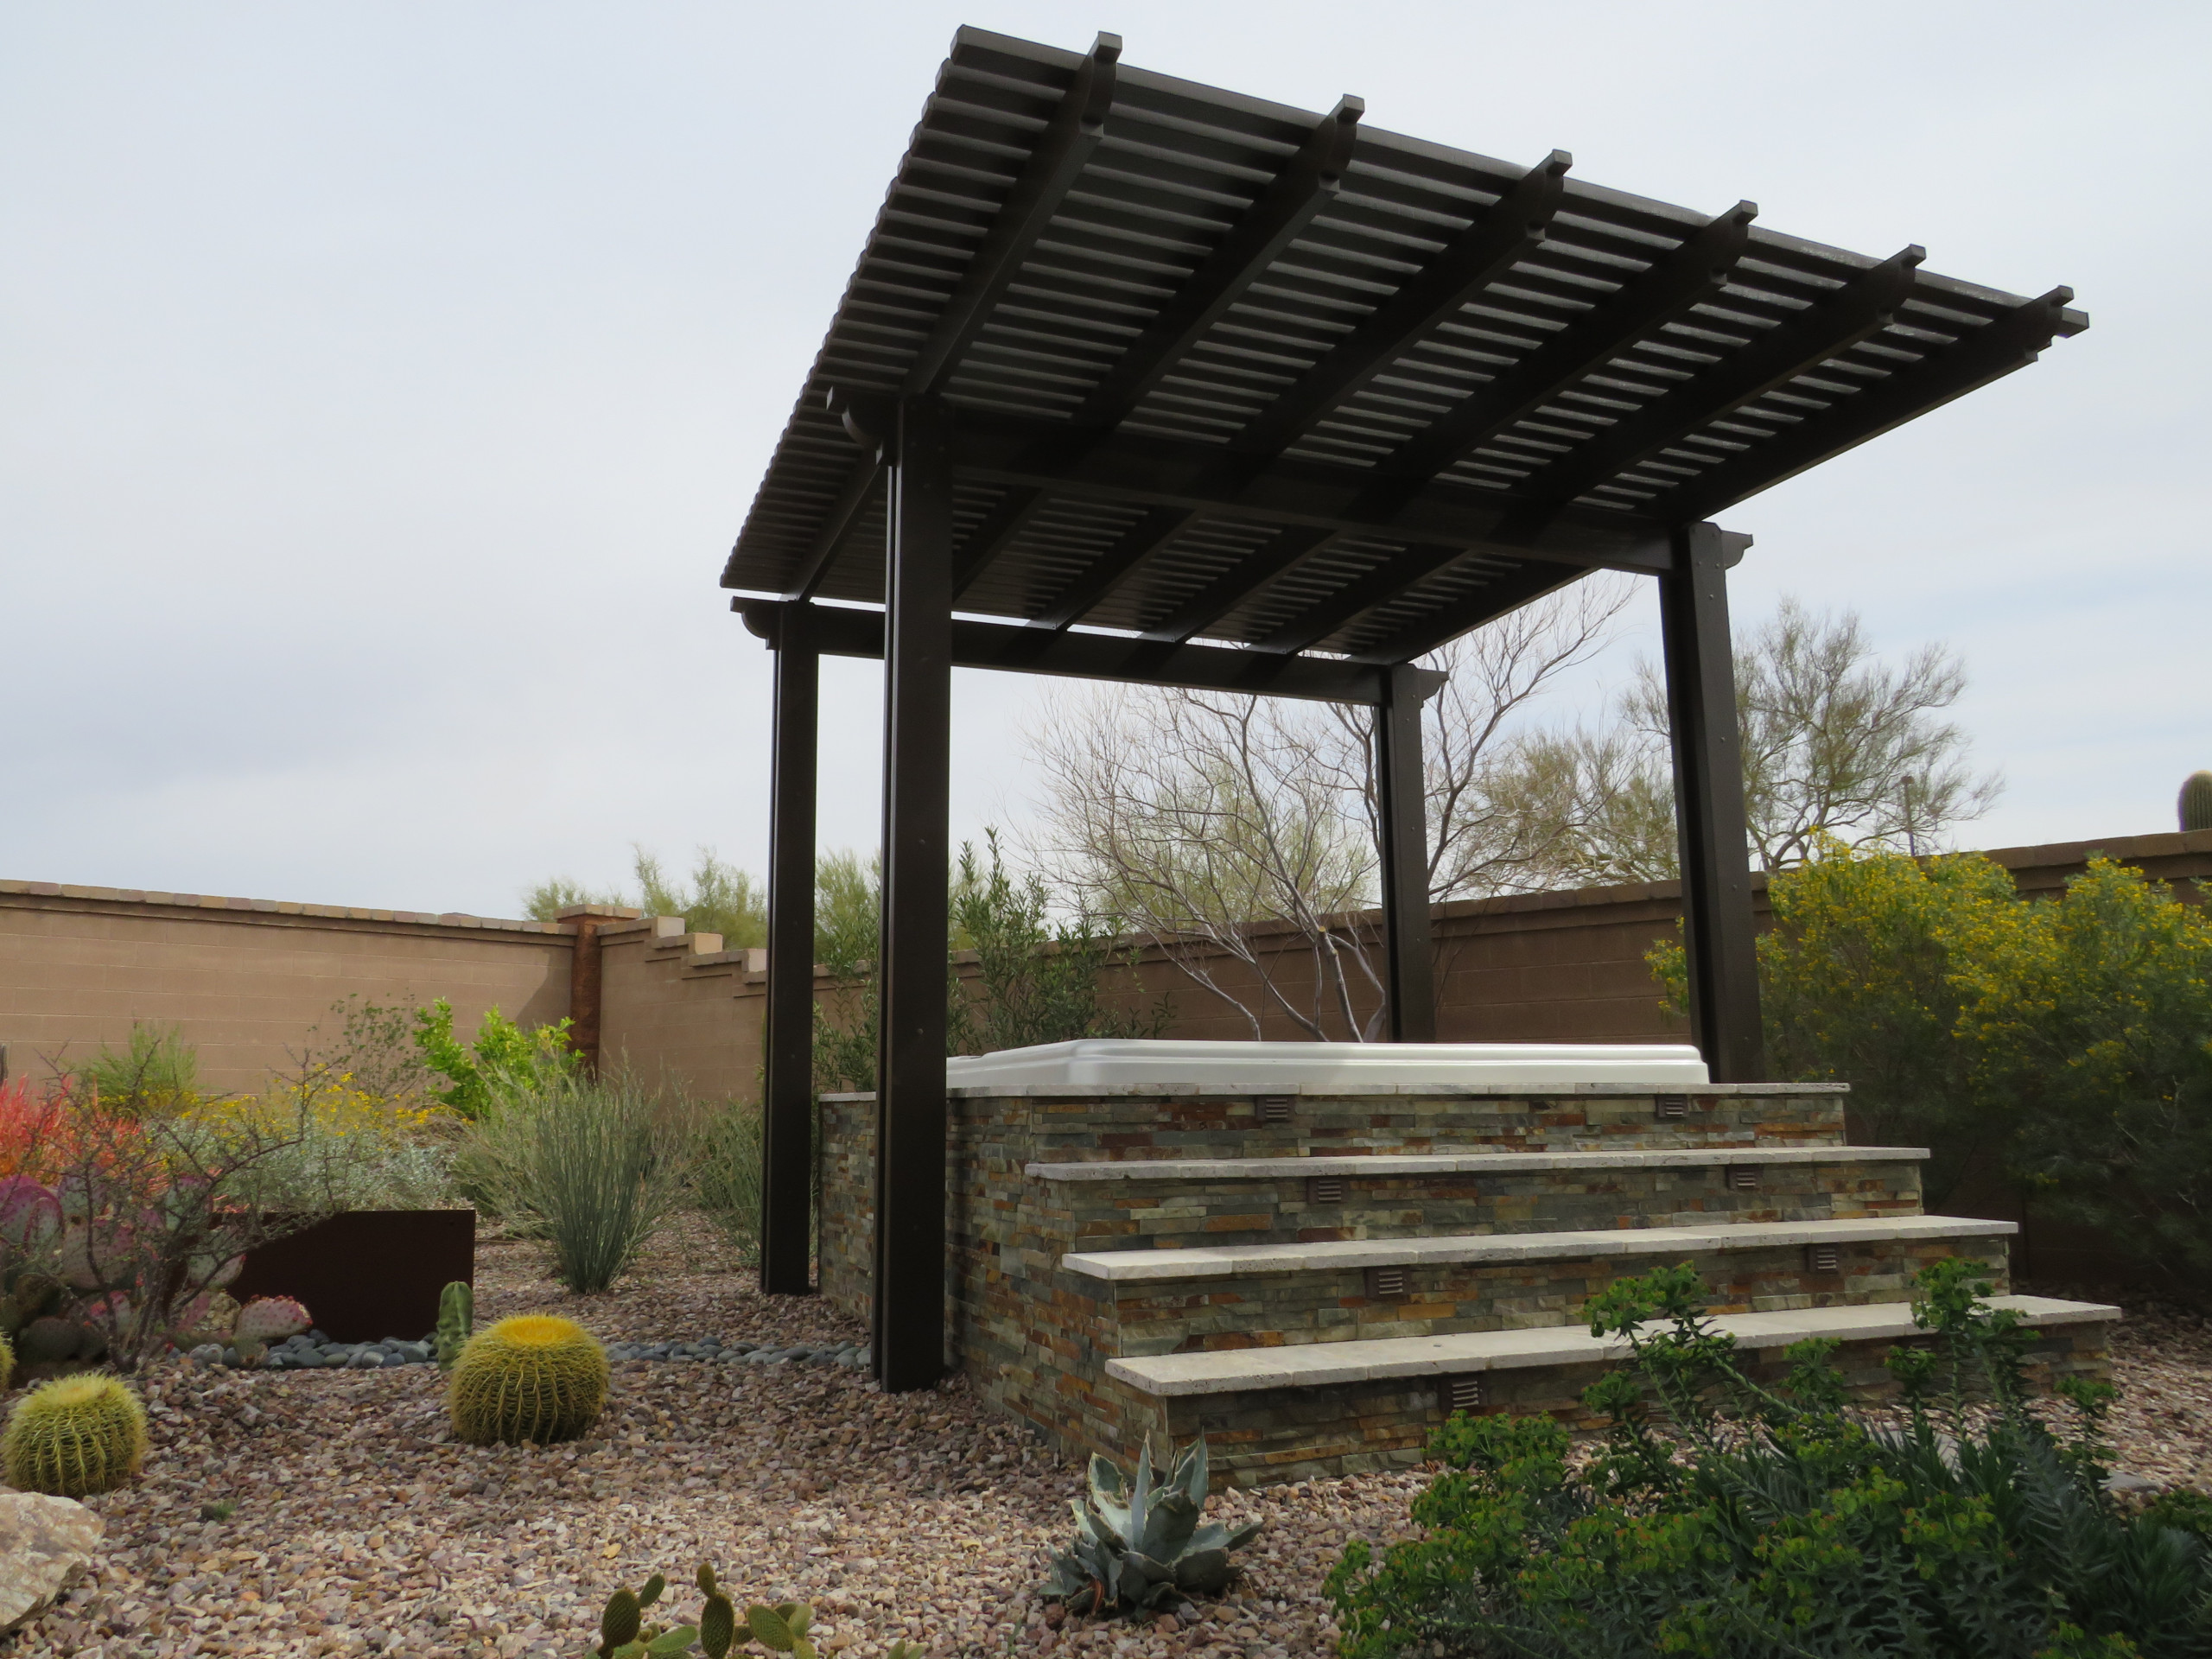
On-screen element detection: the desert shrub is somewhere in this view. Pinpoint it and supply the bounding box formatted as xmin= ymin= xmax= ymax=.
xmin=412 ymin=1000 xmax=576 ymax=1120
xmin=1326 ymin=1260 xmax=2210 ymax=1658
xmin=207 ymin=1072 xmax=454 ymax=1213
xmin=461 ymin=1071 xmax=687 ymax=1292
xmin=813 ymin=831 xmax=1166 ymax=1093
xmin=692 ymin=1103 xmax=766 ymax=1265
xmin=0 ymin=1077 xmax=353 ymax=1368
xmin=70 ymin=1023 xmax=200 ymax=1113
xmin=1651 ymin=844 xmax=2212 ymax=1281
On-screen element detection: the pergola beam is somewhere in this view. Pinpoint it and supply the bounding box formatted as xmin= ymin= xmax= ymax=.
xmin=1658 ymin=286 xmax=2084 ymax=524
xmin=735 ymin=597 xmax=1431 ymax=705
xmin=952 ymin=415 xmax=1676 ymax=574
xmin=780 ymin=448 xmax=883 ymax=601
xmin=1501 ymin=245 xmax=1926 ymax=522
xmin=1063 ymin=97 xmax=1366 ymax=431
xmin=950 ymin=485 xmax=1047 ymax=600
xmin=1350 ymin=557 xmax=1593 ymax=664
xmin=1136 ymin=524 xmax=1340 ymax=645
xmin=1028 ymin=505 xmax=1199 ymax=630
xmin=1372 ymin=200 xmax=1760 ymax=489
xmin=905 ymin=34 xmax=1122 ymax=398
xmin=1230 ymin=149 xmax=1573 ymax=461
xmin=1249 ymin=541 xmax=1470 ymax=655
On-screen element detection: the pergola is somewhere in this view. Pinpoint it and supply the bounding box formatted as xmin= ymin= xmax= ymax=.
xmin=721 ymin=27 xmax=2085 ymax=1390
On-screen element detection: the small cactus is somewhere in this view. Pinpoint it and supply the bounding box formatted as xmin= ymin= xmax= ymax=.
xmin=435 ymin=1280 xmax=474 ymax=1371
xmin=234 ymin=1296 xmax=310 ymax=1344
xmin=582 ymin=1568 xmax=909 ymax=1659
xmin=0 ymin=1329 xmax=13 ymax=1391
xmin=2 ymin=1373 xmax=148 ymax=1496
xmin=448 ymin=1315 xmax=607 ymax=1446
xmin=2182 ymin=771 xmax=2212 ymax=834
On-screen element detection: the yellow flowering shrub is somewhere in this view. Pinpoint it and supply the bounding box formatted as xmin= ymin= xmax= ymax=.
xmin=1651 ymin=843 xmax=2212 ymax=1287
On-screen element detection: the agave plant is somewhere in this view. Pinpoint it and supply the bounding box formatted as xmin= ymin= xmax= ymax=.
xmin=1042 ymin=1435 xmax=1263 ymax=1620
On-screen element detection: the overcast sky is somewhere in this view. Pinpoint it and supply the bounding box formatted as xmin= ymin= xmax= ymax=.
xmin=6 ymin=3 xmax=2207 ymax=918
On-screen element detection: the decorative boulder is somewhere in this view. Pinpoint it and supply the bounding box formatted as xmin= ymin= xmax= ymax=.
xmin=0 ymin=1491 xmax=102 ymax=1634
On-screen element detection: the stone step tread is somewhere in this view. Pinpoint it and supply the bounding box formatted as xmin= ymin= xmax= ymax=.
xmin=1029 ymin=1145 xmax=1922 ymax=1183
xmin=1105 ymin=1295 xmax=2120 ymax=1397
xmin=1063 ymin=1215 xmax=2012 ymax=1282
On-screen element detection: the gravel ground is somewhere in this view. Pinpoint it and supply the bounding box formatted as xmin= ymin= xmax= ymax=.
xmin=11 ymin=1238 xmax=2212 ymax=1659
xmin=9 ymin=1224 xmax=1423 ymax=1658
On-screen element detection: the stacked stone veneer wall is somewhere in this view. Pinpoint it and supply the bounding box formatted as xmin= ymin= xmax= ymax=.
xmin=817 ymin=1083 xmax=2114 ymax=1483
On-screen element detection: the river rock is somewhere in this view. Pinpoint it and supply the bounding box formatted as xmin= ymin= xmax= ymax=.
xmin=0 ymin=1492 xmax=101 ymax=1633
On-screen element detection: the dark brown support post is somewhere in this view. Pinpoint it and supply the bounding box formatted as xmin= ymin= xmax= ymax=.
xmin=1659 ymin=523 xmax=1763 ymax=1081
xmin=760 ymin=609 xmax=819 ymax=1297
xmin=873 ymin=397 xmax=954 ymax=1390
xmin=1376 ymin=664 xmax=1437 ymax=1042
xmin=556 ymin=905 xmax=627 ymax=1074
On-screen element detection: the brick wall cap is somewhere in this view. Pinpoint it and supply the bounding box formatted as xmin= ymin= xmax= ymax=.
xmin=0 ymin=880 xmax=565 ymax=934
xmin=555 ymin=905 xmax=645 ymax=920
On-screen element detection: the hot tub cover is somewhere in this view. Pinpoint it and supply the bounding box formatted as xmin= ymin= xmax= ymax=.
xmin=944 ymin=1039 xmax=1709 ymax=1090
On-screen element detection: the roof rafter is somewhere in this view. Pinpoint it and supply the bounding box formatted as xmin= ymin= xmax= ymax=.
xmin=1249 ymin=542 xmax=1473 ymax=654
xmin=1497 ymin=244 xmax=1926 ymax=525
xmin=1657 ymin=285 xmax=2084 ymax=523
xmin=905 ymin=33 xmax=1122 ymax=398
xmin=1059 ymin=95 xmax=1367 ymax=434
xmin=1228 ymin=149 xmax=1573 ymax=461
xmin=1349 ymin=558 xmax=1588 ymax=664
xmin=1368 ymin=200 xmax=1760 ymax=492
xmin=1027 ymin=505 xmax=1199 ymax=629
xmin=1137 ymin=524 xmax=1341 ymax=644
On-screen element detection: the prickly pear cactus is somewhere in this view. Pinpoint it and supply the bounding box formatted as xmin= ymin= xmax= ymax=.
xmin=448 ymin=1315 xmax=607 ymax=1446
xmin=1 ymin=1373 xmax=148 ymax=1496
xmin=435 ymin=1280 xmax=474 ymax=1371
xmin=234 ymin=1296 xmax=310 ymax=1344
xmin=173 ymin=1289 xmax=241 ymax=1350
xmin=2183 ymin=771 xmax=2212 ymax=833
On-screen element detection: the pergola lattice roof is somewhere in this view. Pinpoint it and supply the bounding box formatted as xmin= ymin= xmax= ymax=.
xmin=722 ymin=27 xmax=2085 ymax=673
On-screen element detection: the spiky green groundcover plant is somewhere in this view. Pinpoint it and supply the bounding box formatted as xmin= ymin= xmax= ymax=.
xmin=1042 ymin=1434 xmax=1263 ymax=1619
xmin=3 ymin=1373 xmax=148 ymax=1496
xmin=448 ymin=1314 xmax=607 ymax=1446
xmin=1327 ymin=1260 xmax=2212 ymax=1659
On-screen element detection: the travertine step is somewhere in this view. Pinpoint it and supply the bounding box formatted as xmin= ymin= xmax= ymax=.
xmin=1063 ymin=1214 xmax=2016 ymax=1282
xmin=1106 ymin=1294 xmax=2121 ymax=1398
xmin=1029 ymin=1146 xmax=1926 ymax=1182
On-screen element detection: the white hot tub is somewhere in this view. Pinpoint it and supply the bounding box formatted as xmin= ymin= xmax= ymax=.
xmin=942 ymin=1038 xmax=1709 ymax=1090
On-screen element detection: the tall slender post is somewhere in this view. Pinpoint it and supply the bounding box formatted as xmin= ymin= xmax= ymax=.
xmin=1659 ymin=522 xmax=1763 ymax=1081
xmin=873 ymin=397 xmax=954 ymax=1390
xmin=1376 ymin=664 xmax=1437 ymax=1041
xmin=760 ymin=609 xmax=819 ymax=1296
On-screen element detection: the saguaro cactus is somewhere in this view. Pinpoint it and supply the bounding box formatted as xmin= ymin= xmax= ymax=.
xmin=2182 ymin=771 xmax=2212 ymax=833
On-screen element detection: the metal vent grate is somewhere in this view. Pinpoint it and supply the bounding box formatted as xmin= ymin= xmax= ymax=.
xmin=1446 ymin=1375 xmax=1484 ymax=1414
xmin=1307 ymin=1175 xmax=1345 ymax=1205
xmin=1255 ymin=1096 xmax=1295 ymax=1125
xmin=1726 ymin=1166 xmax=1760 ymax=1191
xmin=1805 ymin=1243 xmax=1842 ymax=1274
xmin=1364 ymin=1265 xmax=1408 ymax=1300
xmin=1656 ymin=1095 xmax=1690 ymax=1120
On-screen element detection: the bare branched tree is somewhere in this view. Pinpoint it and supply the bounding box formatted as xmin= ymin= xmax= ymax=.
xmin=1025 ymin=581 xmax=1634 ymax=1039
xmin=1493 ymin=596 xmax=2003 ymax=881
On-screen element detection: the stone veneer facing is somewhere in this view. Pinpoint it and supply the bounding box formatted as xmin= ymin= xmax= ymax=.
xmin=815 ymin=1082 xmax=2117 ymax=1487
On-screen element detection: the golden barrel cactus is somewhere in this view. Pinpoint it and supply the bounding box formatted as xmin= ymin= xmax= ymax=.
xmin=3 ymin=1373 xmax=149 ymax=1496
xmin=448 ymin=1315 xmax=608 ymax=1446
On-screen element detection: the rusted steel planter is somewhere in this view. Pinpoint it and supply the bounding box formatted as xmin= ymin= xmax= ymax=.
xmin=232 ymin=1209 xmax=474 ymax=1343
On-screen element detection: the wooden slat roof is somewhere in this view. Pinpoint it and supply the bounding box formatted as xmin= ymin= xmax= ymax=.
xmin=723 ymin=27 xmax=2085 ymax=670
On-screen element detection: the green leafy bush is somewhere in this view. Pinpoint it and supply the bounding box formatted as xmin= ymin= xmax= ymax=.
xmin=411 ymin=1000 xmax=576 ymax=1120
xmin=1326 ymin=1260 xmax=2209 ymax=1658
xmin=71 ymin=1023 xmax=200 ymax=1111
xmin=1650 ymin=843 xmax=2212 ymax=1281
xmin=813 ymin=831 xmax=1167 ymax=1094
